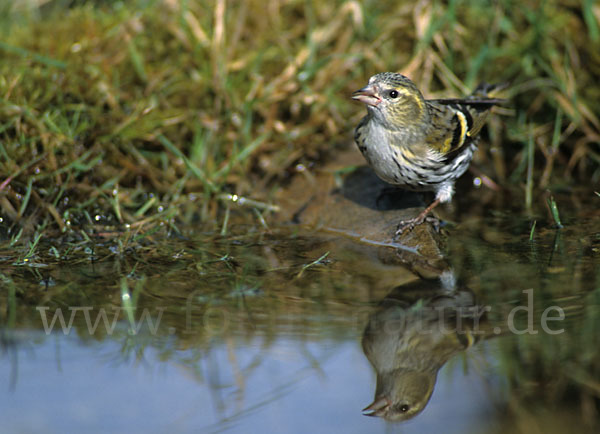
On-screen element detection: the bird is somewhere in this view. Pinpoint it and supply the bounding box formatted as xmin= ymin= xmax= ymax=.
xmin=352 ymin=72 xmax=504 ymax=234
xmin=361 ymin=274 xmax=488 ymax=421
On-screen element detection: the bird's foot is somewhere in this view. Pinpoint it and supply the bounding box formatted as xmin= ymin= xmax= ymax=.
xmin=394 ymin=197 xmax=443 ymax=239
xmin=394 ymin=215 xmax=440 ymax=238
xmin=424 ymin=215 xmax=441 ymax=232
xmin=394 ymin=217 xmax=422 ymax=237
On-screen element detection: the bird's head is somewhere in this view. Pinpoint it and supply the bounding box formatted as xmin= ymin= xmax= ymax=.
xmin=352 ymin=72 xmax=428 ymax=131
xmin=362 ymin=368 xmax=436 ymax=421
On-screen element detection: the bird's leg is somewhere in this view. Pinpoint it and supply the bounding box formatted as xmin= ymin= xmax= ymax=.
xmin=395 ymin=198 xmax=441 ymax=236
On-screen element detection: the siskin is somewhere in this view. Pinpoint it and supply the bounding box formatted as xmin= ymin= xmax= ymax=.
xmin=361 ymin=275 xmax=486 ymax=421
xmin=352 ymin=72 xmax=504 ymax=234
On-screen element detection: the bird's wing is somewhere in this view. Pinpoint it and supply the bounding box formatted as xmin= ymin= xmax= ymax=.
xmin=424 ymin=98 xmax=502 ymax=156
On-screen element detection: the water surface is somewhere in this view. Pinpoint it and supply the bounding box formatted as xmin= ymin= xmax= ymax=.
xmin=1 ymin=191 xmax=599 ymax=433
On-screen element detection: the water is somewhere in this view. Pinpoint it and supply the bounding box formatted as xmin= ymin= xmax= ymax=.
xmin=1 ymin=191 xmax=599 ymax=433
xmin=1 ymin=334 xmax=502 ymax=433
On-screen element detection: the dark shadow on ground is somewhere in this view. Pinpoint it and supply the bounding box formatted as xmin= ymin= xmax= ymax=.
xmin=340 ymin=166 xmax=424 ymax=211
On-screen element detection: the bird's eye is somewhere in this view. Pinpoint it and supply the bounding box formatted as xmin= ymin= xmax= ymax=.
xmin=388 ymin=90 xmax=399 ymax=99
xmin=400 ymin=404 xmax=410 ymax=413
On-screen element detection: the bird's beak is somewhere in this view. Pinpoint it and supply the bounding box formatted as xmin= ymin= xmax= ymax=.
xmin=352 ymin=85 xmax=381 ymax=107
xmin=362 ymin=396 xmax=390 ymax=417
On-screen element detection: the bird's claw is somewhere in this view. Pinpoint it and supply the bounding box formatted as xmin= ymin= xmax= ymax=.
xmin=424 ymin=215 xmax=441 ymax=232
xmin=394 ymin=218 xmax=421 ymax=237
xmin=394 ymin=215 xmax=440 ymax=238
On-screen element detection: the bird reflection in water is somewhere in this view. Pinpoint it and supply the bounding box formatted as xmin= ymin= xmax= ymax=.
xmin=361 ymin=270 xmax=490 ymax=421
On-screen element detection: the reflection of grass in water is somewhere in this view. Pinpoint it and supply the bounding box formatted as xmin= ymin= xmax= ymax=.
xmin=196 ymin=342 xmax=339 ymax=434
xmin=445 ymin=215 xmax=600 ymax=427
xmin=0 ymin=232 xmax=354 ymax=430
xmin=0 ymin=0 xmax=598 ymax=253
xmin=0 ymin=231 xmax=374 ymax=342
